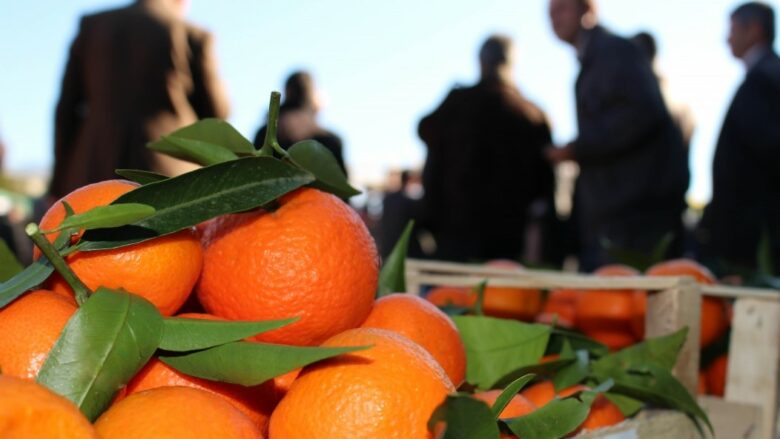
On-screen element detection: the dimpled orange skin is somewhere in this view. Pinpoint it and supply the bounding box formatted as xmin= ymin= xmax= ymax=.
xmin=37 ymin=180 xmax=203 ymax=316
xmin=0 ymin=290 xmax=77 ymax=379
xmin=95 ymin=386 xmax=265 ymax=439
xmin=0 ymin=375 xmax=99 ymax=439
xmin=197 ymin=188 xmax=379 ymax=346
xmin=361 ymin=293 xmax=467 ymax=387
xmin=268 ymin=328 xmax=455 ymax=439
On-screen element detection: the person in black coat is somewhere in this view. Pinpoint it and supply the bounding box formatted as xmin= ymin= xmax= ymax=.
xmin=418 ymin=35 xmax=556 ymax=262
xmin=253 ymin=71 xmax=347 ymax=176
xmin=697 ymin=2 xmax=780 ymax=274
xmin=546 ymin=0 xmax=689 ymax=271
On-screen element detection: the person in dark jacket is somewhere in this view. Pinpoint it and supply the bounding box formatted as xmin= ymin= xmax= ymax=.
xmin=418 ymin=34 xmax=556 ymax=262
xmin=50 ymin=0 xmax=230 ymax=199
xmin=697 ymin=2 xmax=780 ymax=274
xmin=253 ymin=71 xmax=347 ymax=176
xmin=546 ymin=0 xmax=689 ymax=271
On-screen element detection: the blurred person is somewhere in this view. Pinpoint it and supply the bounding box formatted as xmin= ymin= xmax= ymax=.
xmin=378 ymin=169 xmax=424 ymax=260
xmin=546 ymin=0 xmax=689 ymax=271
xmin=50 ymin=0 xmax=229 ymax=200
xmin=697 ymin=2 xmax=780 ymax=274
xmin=632 ymin=31 xmax=696 ymax=150
xmin=253 ymin=71 xmax=347 ymax=176
xmin=418 ymin=34 xmax=556 ymax=262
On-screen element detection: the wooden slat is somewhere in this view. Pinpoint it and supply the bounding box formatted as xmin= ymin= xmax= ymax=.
xmin=725 ymin=298 xmax=780 ymax=439
xmin=645 ymin=276 xmax=701 ymax=395
xmin=406 ymin=273 xmax=682 ymax=291
xmin=575 ymin=410 xmax=698 ymax=438
xmin=700 ymin=284 xmax=780 ymax=301
xmin=698 ymin=396 xmax=763 ymax=439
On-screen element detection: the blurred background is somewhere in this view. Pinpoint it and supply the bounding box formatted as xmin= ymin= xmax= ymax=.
xmin=2 ymin=0 xmax=775 ymax=202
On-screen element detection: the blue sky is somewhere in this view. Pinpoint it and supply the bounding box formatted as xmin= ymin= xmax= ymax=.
xmin=1 ymin=0 xmax=778 ymax=204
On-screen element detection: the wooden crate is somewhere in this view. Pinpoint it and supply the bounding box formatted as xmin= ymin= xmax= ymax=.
xmin=406 ymin=259 xmax=780 ymax=439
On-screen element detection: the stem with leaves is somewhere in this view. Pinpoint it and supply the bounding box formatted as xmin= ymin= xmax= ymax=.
xmin=25 ymin=223 xmax=92 ymax=306
xmin=258 ymin=91 xmax=290 ymax=159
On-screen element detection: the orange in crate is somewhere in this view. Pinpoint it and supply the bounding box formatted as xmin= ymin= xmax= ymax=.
xmin=574 ymin=264 xmax=641 ymax=351
xmin=536 ymin=288 xmax=580 ymax=328
xmin=425 ymin=286 xmax=475 ymax=308
xmin=473 ymin=390 xmax=536 ymax=438
xmin=481 ymin=260 xmax=543 ymax=321
xmin=705 ymin=354 xmax=728 ymax=397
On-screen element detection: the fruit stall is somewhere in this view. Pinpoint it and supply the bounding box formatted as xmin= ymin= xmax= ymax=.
xmin=407 ymin=258 xmax=780 ymax=438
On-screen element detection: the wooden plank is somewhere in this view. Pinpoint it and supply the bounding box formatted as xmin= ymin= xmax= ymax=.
xmin=725 ymin=298 xmax=780 ymax=439
xmin=405 ymin=272 xmax=681 ymax=291
xmin=575 ymin=410 xmax=698 ymax=438
xmin=698 ymin=395 xmax=763 ymax=439
xmin=700 ymin=284 xmax=780 ymax=301
xmin=645 ymin=276 xmax=700 ymax=395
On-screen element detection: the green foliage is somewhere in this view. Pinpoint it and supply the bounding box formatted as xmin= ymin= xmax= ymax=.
xmin=428 ymin=394 xmax=501 ymax=439
xmin=45 ymin=203 xmax=156 ymax=233
xmin=0 ymin=259 xmax=53 ymax=308
xmin=491 ymin=374 xmax=535 ymax=419
xmin=376 ymin=220 xmax=413 ymax=297
xmin=287 ymin=140 xmax=360 ymax=198
xmin=453 ymin=316 xmax=550 ymax=389
xmin=147 ymin=118 xmax=255 ymax=166
xmin=115 ymin=169 xmax=168 ymax=185
xmin=160 ymin=342 xmax=369 ymax=387
xmin=0 ymin=239 xmax=23 ymax=282
xmin=160 ymin=316 xmax=298 ymax=351
xmin=591 ymin=328 xmax=687 ymax=375
xmin=78 ymin=157 xmax=314 ymax=251
xmin=601 ymin=232 xmax=673 ymax=271
xmin=503 ymin=387 xmax=601 ymax=439
xmin=36 ymin=288 xmax=163 ymax=421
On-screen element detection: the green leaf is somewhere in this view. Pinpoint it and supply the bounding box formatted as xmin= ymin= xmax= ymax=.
xmin=377 ymin=220 xmax=413 ymax=297
xmin=491 ymin=374 xmax=535 ymax=419
xmin=147 ymin=119 xmax=255 ymax=164
xmin=115 ymin=169 xmax=168 ymax=185
xmin=155 ymin=135 xmax=240 ymax=166
xmin=453 ymin=316 xmax=550 ymax=389
xmin=0 ymin=239 xmax=23 ymax=282
xmin=45 ymin=204 xmax=156 ymax=233
xmin=493 ymin=358 xmax=575 ymax=390
xmin=548 ymin=328 xmax=609 ymax=358
xmin=78 ymin=157 xmax=315 ymax=251
xmin=160 ymin=316 xmax=298 ymax=351
xmin=504 ymin=388 xmax=598 ymax=439
xmin=287 ymin=140 xmax=360 ymax=198
xmin=592 ymin=328 xmax=688 ymax=376
xmin=604 ymin=392 xmax=644 ymax=417
xmin=160 ymin=341 xmax=369 ymax=387
xmin=594 ymin=365 xmax=711 ymax=434
xmin=36 ymin=288 xmax=163 ymax=421
xmin=428 ymin=394 xmax=501 ymax=439
xmin=553 ymin=349 xmax=590 ymax=391
xmin=0 ymin=259 xmax=54 ymax=308
xmin=758 ymin=228 xmax=774 ymax=276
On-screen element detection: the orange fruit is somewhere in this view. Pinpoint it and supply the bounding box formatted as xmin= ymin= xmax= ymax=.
xmin=698 ymin=372 xmax=709 ymax=395
xmin=425 ymin=286 xmax=475 ymax=308
xmin=37 ymin=179 xmax=203 ymax=316
xmin=268 ymin=327 xmax=454 ymax=438
xmin=644 ymin=259 xmax=730 ymax=347
xmin=521 ymin=381 xmax=625 ymax=435
xmin=197 ymin=188 xmax=379 ymax=346
xmin=482 ymin=260 xmax=543 ymax=321
xmin=575 ymin=265 xmax=641 ymax=351
xmin=536 ymin=288 xmax=580 ymax=328
xmin=705 ymin=355 xmax=728 ymax=397
xmin=95 ymin=386 xmax=264 ymax=439
xmin=0 ymin=375 xmax=99 ymax=438
xmin=473 ymin=389 xmax=536 ymax=418
xmin=0 ymin=289 xmax=77 ymax=379
xmin=361 ymin=293 xmax=467 ymax=386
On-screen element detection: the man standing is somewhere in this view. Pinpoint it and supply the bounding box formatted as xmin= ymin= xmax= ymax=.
xmin=50 ymin=0 xmax=229 ymax=199
xmin=698 ymin=2 xmax=780 ymax=274
xmin=546 ymin=0 xmax=689 ymax=271
xmin=418 ymin=35 xmax=556 ymax=262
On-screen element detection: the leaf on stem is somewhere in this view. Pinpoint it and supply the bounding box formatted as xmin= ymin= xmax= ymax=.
xmin=377 ymin=220 xmax=413 ymax=297
xmin=160 ymin=317 xmax=298 ymax=351
xmin=287 ymin=140 xmax=360 ymax=198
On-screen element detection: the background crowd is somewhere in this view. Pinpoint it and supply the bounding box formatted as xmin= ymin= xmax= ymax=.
xmin=1 ymin=0 xmax=778 ymax=280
